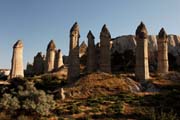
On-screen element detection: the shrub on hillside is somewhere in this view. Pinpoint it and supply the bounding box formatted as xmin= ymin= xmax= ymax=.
xmin=0 ymin=80 xmax=56 ymax=118
xmin=35 ymin=75 xmax=66 ymax=92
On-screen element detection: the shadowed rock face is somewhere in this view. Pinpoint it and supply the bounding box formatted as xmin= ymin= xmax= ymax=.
xmin=33 ymin=52 xmax=45 ymax=75
xmin=135 ymin=22 xmax=148 ymax=39
xmin=54 ymin=49 xmax=64 ymax=70
xmin=47 ymin=40 xmax=56 ymax=51
xmin=157 ymin=28 xmax=169 ymax=73
xmin=135 ymin=22 xmax=149 ymax=81
xmin=10 ymin=40 xmax=24 ymax=79
xmin=45 ymin=40 xmax=56 ymax=72
xmin=68 ymin=22 xmax=80 ymax=81
xmin=87 ymin=31 xmax=97 ymax=73
xmin=99 ymin=24 xmax=111 ymax=73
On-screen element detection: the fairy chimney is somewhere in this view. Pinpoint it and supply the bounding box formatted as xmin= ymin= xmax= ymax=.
xmin=87 ymin=30 xmax=97 ymax=73
xmin=10 ymin=40 xmax=24 ymax=79
xmin=54 ymin=49 xmax=64 ymax=70
xmin=135 ymin=22 xmax=149 ymax=81
xmin=67 ymin=22 xmax=80 ymax=81
xmin=157 ymin=28 xmax=169 ymax=73
xmin=99 ymin=24 xmax=111 ymax=73
xmin=45 ymin=40 xmax=56 ymax=72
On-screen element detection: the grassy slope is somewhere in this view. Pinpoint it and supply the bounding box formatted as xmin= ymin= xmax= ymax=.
xmin=53 ymin=72 xmax=180 ymax=119
xmin=1 ymin=71 xmax=180 ymax=119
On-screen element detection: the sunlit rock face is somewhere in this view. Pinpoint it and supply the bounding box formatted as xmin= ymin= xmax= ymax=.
xmin=79 ymin=41 xmax=87 ymax=58
xmin=10 ymin=40 xmax=24 ymax=79
xmin=45 ymin=40 xmax=56 ymax=73
xmin=111 ymin=35 xmax=136 ymax=54
xmin=135 ymin=22 xmax=149 ymax=81
xmin=54 ymin=49 xmax=64 ymax=70
xmin=157 ymin=28 xmax=168 ymax=74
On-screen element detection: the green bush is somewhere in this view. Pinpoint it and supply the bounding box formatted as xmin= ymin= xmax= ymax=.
xmin=35 ymin=75 xmax=66 ymax=92
xmin=0 ymin=94 xmax=20 ymax=114
xmin=149 ymin=108 xmax=177 ymax=120
xmin=68 ymin=103 xmax=81 ymax=114
xmin=106 ymin=101 xmax=124 ymax=115
xmin=0 ymin=80 xmax=56 ymax=118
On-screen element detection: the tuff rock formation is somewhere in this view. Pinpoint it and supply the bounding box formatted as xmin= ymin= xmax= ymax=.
xmin=79 ymin=41 xmax=87 ymax=58
xmin=10 ymin=40 xmax=24 ymax=79
xmin=135 ymin=22 xmax=149 ymax=81
xmin=45 ymin=40 xmax=56 ymax=72
xmin=99 ymin=24 xmax=111 ymax=73
xmin=87 ymin=31 xmax=97 ymax=73
xmin=33 ymin=52 xmax=45 ymax=75
xmin=60 ymin=88 xmax=65 ymax=100
xmin=54 ymin=49 xmax=64 ymax=70
xmin=111 ymin=34 xmax=180 ymax=71
xmin=157 ymin=28 xmax=168 ymax=73
xmin=67 ymin=22 xmax=80 ymax=81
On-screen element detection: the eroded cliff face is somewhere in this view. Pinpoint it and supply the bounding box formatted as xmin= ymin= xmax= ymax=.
xmin=111 ymin=35 xmax=180 ymax=71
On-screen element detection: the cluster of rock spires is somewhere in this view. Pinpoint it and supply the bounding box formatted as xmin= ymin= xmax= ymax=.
xmin=6 ymin=21 xmax=180 ymax=82
xmin=67 ymin=22 xmax=169 ymax=82
xmin=8 ymin=40 xmax=64 ymax=78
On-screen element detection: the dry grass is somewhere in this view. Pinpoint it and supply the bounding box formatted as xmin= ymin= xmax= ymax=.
xmin=65 ymin=72 xmax=140 ymax=98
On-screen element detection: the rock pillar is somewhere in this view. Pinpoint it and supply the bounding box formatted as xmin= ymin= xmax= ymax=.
xmin=10 ymin=40 xmax=24 ymax=79
xmin=54 ymin=49 xmax=64 ymax=70
xmin=67 ymin=22 xmax=80 ymax=81
xmin=87 ymin=30 xmax=97 ymax=73
xmin=157 ymin=28 xmax=168 ymax=73
xmin=45 ymin=40 xmax=56 ymax=72
xmin=135 ymin=22 xmax=149 ymax=80
xmin=99 ymin=24 xmax=111 ymax=73
xmin=33 ymin=52 xmax=45 ymax=75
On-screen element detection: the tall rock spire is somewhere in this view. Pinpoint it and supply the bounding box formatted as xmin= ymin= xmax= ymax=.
xmin=135 ymin=22 xmax=149 ymax=81
xmin=10 ymin=40 xmax=24 ymax=79
xmin=45 ymin=40 xmax=56 ymax=72
xmin=54 ymin=49 xmax=64 ymax=70
xmin=99 ymin=24 xmax=111 ymax=73
xmin=87 ymin=30 xmax=97 ymax=73
xmin=157 ymin=28 xmax=168 ymax=73
xmin=68 ymin=22 xmax=80 ymax=81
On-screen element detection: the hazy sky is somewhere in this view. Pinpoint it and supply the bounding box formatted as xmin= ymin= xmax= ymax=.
xmin=0 ymin=0 xmax=180 ymax=69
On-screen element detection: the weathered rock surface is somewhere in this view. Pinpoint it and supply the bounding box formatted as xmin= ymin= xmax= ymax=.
xmin=87 ymin=31 xmax=97 ymax=73
xmin=111 ymin=35 xmax=136 ymax=54
xmin=68 ymin=22 xmax=80 ymax=81
xmin=157 ymin=28 xmax=169 ymax=73
xmin=79 ymin=41 xmax=87 ymax=58
xmin=135 ymin=22 xmax=149 ymax=81
xmin=45 ymin=40 xmax=56 ymax=73
xmin=54 ymin=49 xmax=64 ymax=70
xmin=99 ymin=24 xmax=111 ymax=73
xmin=10 ymin=40 xmax=24 ymax=79
xmin=33 ymin=52 xmax=45 ymax=75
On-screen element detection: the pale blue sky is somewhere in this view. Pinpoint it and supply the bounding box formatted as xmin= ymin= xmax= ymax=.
xmin=0 ymin=0 xmax=180 ymax=69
